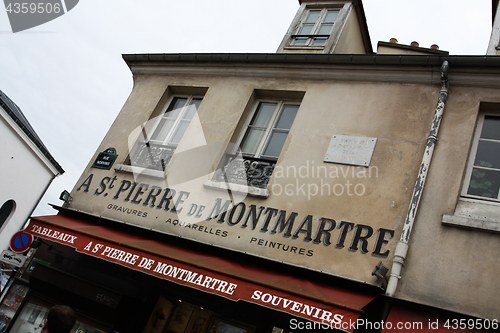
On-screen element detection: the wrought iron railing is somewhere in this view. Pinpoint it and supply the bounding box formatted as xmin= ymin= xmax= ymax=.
xmin=130 ymin=141 xmax=176 ymax=171
xmin=214 ymin=154 xmax=277 ymax=188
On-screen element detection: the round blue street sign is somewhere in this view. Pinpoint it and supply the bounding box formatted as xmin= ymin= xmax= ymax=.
xmin=10 ymin=231 xmax=33 ymax=253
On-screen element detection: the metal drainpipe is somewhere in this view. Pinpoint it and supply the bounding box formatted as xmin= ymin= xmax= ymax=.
xmin=386 ymin=61 xmax=449 ymax=297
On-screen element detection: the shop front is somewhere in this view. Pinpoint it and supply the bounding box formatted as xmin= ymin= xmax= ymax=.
xmin=6 ymin=207 xmax=384 ymax=333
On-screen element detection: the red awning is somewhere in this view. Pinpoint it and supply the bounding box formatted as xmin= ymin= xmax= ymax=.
xmin=26 ymin=213 xmax=378 ymax=332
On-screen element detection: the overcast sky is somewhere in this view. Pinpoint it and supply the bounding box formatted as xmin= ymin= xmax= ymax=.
xmin=0 ymin=0 xmax=493 ymax=216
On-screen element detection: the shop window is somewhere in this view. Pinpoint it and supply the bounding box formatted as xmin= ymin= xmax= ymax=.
xmin=207 ymin=97 xmax=300 ymax=196
xmin=0 ymin=282 xmax=28 ymax=331
xmin=292 ymin=9 xmax=339 ymax=46
xmin=143 ymin=297 xmax=255 ymax=333
xmin=462 ymin=113 xmax=500 ymax=201
xmin=8 ymin=300 xmax=105 ymax=333
xmin=129 ymin=95 xmax=203 ymax=171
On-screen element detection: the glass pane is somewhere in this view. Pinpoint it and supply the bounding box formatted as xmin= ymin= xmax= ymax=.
xmin=467 ymin=167 xmax=500 ymax=199
xmin=240 ymin=128 xmax=266 ymax=155
xmin=305 ymin=10 xmax=321 ymax=23
xmin=312 ymin=37 xmax=328 ymax=46
xmin=275 ymin=105 xmax=299 ymax=130
xmin=169 ymin=121 xmax=190 ymax=144
xmin=165 ymin=97 xmax=187 ymax=118
xmin=317 ymin=23 xmax=334 ymax=35
xmin=324 ymin=10 xmax=339 ymax=23
xmin=251 ymin=102 xmax=277 ymax=127
xmin=481 ymin=116 xmax=500 ymax=140
xmin=474 ymin=140 xmax=500 ymax=169
xmin=297 ymin=23 xmax=314 ymax=36
xmin=184 ymin=99 xmax=201 ymax=120
xmin=293 ymin=37 xmax=308 ymax=46
xmin=262 ymin=131 xmax=289 ymax=158
xmin=151 ymin=119 xmax=175 ymax=142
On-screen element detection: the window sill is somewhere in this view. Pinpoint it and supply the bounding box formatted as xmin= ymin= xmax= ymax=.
xmin=114 ymin=164 xmax=167 ymax=179
xmin=284 ymin=46 xmax=325 ymax=51
xmin=203 ymin=179 xmax=270 ymax=198
xmin=442 ymin=198 xmax=500 ymax=234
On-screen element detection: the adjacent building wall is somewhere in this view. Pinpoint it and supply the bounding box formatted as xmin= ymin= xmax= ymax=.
xmin=0 ymin=111 xmax=57 ymax=249
xmin=397 ymin=86 xmax=500 ymax=320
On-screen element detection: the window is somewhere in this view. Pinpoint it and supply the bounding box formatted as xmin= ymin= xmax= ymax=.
xmin=210 ymin=100 xmax=299 ymax=192
xmin=130 ymin=95 xmax=202 ymax=171
xmin=239 ymin=101 xmax=299 ymax=160
xmin=149 ymin=96 xmax=202 ymax=147
xmin=462 ymin=113 xmax=500 ymax=201
xmin=292 ymin=9 xmax=339 ymax=47
xmin=0 ymin=200 xmax=15 ymax=229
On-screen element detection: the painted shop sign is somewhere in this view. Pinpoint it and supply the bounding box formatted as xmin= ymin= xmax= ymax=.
xmin=75 ymin=173 xmax=395 ymax=260
xmin=26 ymin=221 xmax=360 ymax=332
xmin=324 ymin=135 xmax=377 ymax=167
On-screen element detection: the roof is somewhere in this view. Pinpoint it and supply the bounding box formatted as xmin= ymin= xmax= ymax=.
xmin=0 ymin=89 xmax=64 ymax=174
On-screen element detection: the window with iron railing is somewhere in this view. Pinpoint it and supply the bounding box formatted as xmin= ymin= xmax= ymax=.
xmin=213 ymin=100 xmax=299 ymax=189
xmin=130 ymin=96 xmax=202 ymax=171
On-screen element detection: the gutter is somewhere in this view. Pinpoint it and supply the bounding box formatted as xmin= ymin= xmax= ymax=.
xmin=386 ymin=61 xmax=450 ymax=297
xmin=122 ymin=53 xmax=500 ymax=68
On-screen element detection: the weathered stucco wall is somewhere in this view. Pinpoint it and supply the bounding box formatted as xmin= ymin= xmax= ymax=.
xmin=68 ymin=68 xmax=439 ymax=286
xmin=334 ymin=5 xmax=366 ymax=54
xmin=397 ymin=86 xmax=500 ymax=320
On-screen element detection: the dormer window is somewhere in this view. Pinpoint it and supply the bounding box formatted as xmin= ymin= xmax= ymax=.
xmin=292 ymin=9 xmax=339 ymax=46
xmin=277 ymin=1 xmax=372 ymax=54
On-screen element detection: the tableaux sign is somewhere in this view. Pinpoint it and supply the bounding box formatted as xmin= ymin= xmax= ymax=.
xmin=76 ymin=173 xmax=395 ymax=259
xmin=27 ymin=221 xmax=360 ymax=332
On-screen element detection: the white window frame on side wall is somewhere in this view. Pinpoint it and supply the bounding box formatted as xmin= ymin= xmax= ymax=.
xmin=461 ymin=112 xmax=500 ymax=202
xmin=442 ymin=111 xmax=500 ymax=233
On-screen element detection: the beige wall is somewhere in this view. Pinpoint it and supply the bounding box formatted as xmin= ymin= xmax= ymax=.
xmin=397 ymin=87 xmax=500 ymax=320
xmin=66 ymin=60 xmax=500 ymax=319
xmin=69 ymin=67 xmax=441 ymax=286
xmin=334 ymin=5 xmax=366 ymax=54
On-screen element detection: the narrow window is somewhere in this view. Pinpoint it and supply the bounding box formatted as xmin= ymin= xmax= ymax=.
xmin=0 ymin=200 xmax=15 ymax=229
xmin=240 ymin=102 xmax=299 ymax=160
xmin=293 ymin=9 xmax=339 ymax=47
xmin=130 ymin=95 xmax=202 ymax=170
xmin=463 ymin=114 xmax=500 ymax=200
xmin=216 ymin=100 xmax=299 ymax=188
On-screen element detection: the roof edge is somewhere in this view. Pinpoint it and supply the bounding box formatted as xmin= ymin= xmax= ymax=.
xmin=0 ymin=90 xmax=64 ymax=175
xmin=122 ymin=53 xmax=500 ymax=68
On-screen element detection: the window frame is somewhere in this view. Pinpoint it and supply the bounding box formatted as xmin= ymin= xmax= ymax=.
xmin=147 ymin=95 xmax=203 ymax=148
xmin=277 ymin=2 xmax=350 ymax=53
xmin=234 ymin=99 xmax=300 ymax=161
xmin=119 ymin=94 xmax=203 ymax=175
xmin=461 ymin=112 xmax=500 ymax=202
xmin=291 ymin=8 xmax=340 ymax=47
